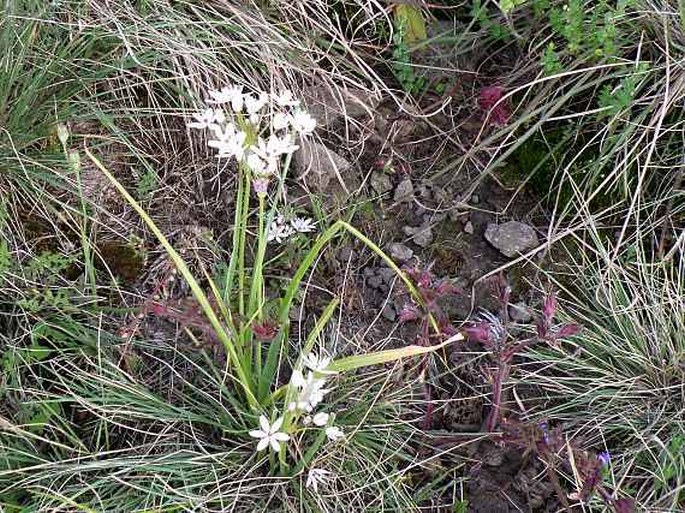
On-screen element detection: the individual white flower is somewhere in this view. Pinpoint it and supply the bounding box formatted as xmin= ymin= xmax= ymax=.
xmin=291 ymin=109 xmax=317 ymax=135
xmin=288 ymin=370 xmax=330 ymax=412
xmin=244 ymin=91 xmax=269 ymax=114
xmin=246 ymin=153 xmax=267 ymax=176
xmin=291 ymin=217 xmax=316 ymax=235
xmin=254 ymin=134 xmax=299 ymax=160
xmin=303 ymin=351 xmax=334 ymax=374
xmin=325 ymin=426 xmax=344 ymax=442
xmin=306 ymin=468 xmax=332 ymax=493
xmin=188 ymin=108 xmax=221 ymax=130
xmin=273 ymin=89 xmax=300 ymax=107
xmin=312 ymin=412 xmax=329 ymax=426
xmin=207 ymin=85 xmax=243 ymax=106
xmin=249 ymin=415 xmax=290 ymax=452
xmin=208 ymin=128 xmax=247 ymax=160
xmin=272 ymin=111 xmax=290 ymax=130
xmin=267 ymin=215 xmax=296 ymax=243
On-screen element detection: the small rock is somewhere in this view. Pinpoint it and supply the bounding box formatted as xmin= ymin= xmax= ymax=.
xmin=366 ymin=275 xmax=383 ymax=289
xmin=370 ymin=171 xmax=392 ymax=195
xmin=484 ymin=221 xmax=539 ymax=258
xmin=509 ymin=302 xmax=533 ymax=323
xmin=381 ymin=304 xmax=397 ymax=322
xmin=417 ymin=183 xmax=432 ymax=200
xmin=394 ymin=177 xmax=414 ymax=203
xmin=422 ymin=212 xmax=447 ymax=225
xmin=294 ymin=140 xmax=352 ymax=194
xmin=337 ymin=246 xmax=353 ymax=262
xmin=377 ymin=267 xmax=396 ymax=284
xmin=403 ymin=225 xmax=433 ymax=248
xmin=301 ymin=86 xmax=381 ymax=127
xmin=463 ymin=221 xmax=474 ymax=234
xmin=389 ymin=243 xmax=413 ymax=263
xmin=470 ymin=194 xmax=480 ymax=205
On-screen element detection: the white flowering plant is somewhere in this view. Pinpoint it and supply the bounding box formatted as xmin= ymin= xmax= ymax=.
xmin=87 ymin=84 xmax=461 ymax=482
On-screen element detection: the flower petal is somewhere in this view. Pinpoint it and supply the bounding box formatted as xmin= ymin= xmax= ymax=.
xmin=259 ymin=415 xmax=270 ymax=433
xmin=273 ymin=432 xmax=290 ymax=442
xmin=312 ymin=412 xmax=329 ymax=426
xmin=269 ymin=437 xmax=282 ymax=452
xmin=256 ymin=437 xmax=270 ymax=451
xmin=271 ymin=416 xmax=284 ymax=433
xmin=249 ymin=430 xmax=266 ymax=439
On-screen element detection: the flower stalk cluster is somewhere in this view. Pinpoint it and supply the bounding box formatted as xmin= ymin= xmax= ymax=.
xmin=249 ymin=350 xmax=344 ymax=456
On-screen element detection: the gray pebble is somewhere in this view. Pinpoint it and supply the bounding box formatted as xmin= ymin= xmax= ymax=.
xmin=370 ymin=172 xmax=392 ymax=195
xmin=389 ymin=242 xmax=414 ymax=263
xmin=367 ymin=275 xmax=383 ymax=289
xmin=403 ymin=225 xmax=433 ymax=248
xmin=463 ymin=221 xmax=474 ymax=234
xmin=484 ymin=221 xmax=539 ymax=258
xmin=377 ymin=267 xmax=396 ymax=284
xmin=337 ymin=246 xmax=353 ymax=262
xmin=381 ymin=304 xmax=397 ymax=321
xmin=470 ymin=194 xmax=480 ymax=204
xmin=394 ymin=177 xmax=414 ymax=203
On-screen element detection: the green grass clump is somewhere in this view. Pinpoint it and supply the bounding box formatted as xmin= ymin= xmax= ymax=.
xmin=520 ymin=226 xmax=685 ymax=510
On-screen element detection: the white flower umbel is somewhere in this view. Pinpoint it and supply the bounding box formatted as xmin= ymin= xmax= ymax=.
xmin=306 ymin=468 xmax=332 ymax=493
xmin=325 ymin=426 xmax=344 ymax=442
xmin=289 ymin=370 xmax=330 ymax=413
xmin=249 ymin=415 xmax=290 ymax=452
xmin=291 ymin=217 xmax=316 ymax=234
xmin=189 ymin=84 xmax=316 ymax=195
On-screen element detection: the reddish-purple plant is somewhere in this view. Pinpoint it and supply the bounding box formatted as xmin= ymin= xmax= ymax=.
xmin=502 ymin=419 xmax=634 ymax=513
xmin=462 ymin=278 xmax=582 ymax=431
xmin=398 ymin=265 xmax=460 ymax=428
xmin=478 ymin=85 xmax=511 ymax=126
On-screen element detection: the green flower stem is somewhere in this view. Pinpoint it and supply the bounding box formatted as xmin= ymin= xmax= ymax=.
xmin=86 ymin=146 xmax=259 ymax=409
xmin=250 ymin=193 xmax=268 ymax=372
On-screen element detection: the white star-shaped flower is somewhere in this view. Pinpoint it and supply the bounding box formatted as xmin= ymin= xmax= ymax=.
xmin=207 ymin=85 xmax=243 ymax=106
xmin=291 ymin=109 xmax=317 ymax=135
xmin=272 ymin=112 xmax=290 ymax=130
xmin=249 ymin=415 xmax=290 ymax=452
xmin=306 ymin=468 xmax=332 ymax=493
xmin=273 ymin=89 xmax=300 ymax=107
xmin=244 ymin=91 xmax=269 ymax=114
xmin=290 ymin=217 xmax=316 ymax=234
xmin=188 ymin=108 xmax=223 ymax=130
xmin=325 ymin=426 xmax=344 ymax=442
xmin=288 ymin=370 xmax=330 ymax=412
xmin=303 ymin=351 xmax=334 ymax=374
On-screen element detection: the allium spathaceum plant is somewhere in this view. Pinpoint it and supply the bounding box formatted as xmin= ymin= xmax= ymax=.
xmin=89 ymin=84 xmax=461 ymax=487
